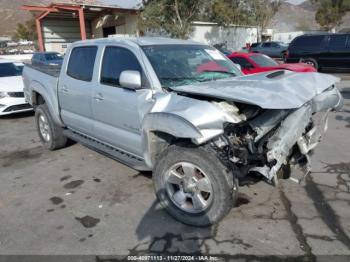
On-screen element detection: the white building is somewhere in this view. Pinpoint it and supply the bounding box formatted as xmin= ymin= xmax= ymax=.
xmin=190 ymin=21 xmax=258 ymax=52
xmin=273 ymin=30 xmax=327 ymax=44
xmin=22 ymin=1 xmax=142 ymax=53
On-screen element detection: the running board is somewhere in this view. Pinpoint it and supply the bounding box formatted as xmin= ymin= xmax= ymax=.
xmin=63 ymin=129 xmax=150 ymax=171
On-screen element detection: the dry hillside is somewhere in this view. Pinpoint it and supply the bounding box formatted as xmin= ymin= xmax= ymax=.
xmin=0 ymin=0 xmax=349 ymax=38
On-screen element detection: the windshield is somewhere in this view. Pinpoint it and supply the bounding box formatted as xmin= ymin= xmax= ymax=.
xmin=142 ymin=45 xmax=242 ymax=88
xmin=44 ymin=53 xmax=63 ymax=61
xmin=250 ymin=54 xmax=278 ymax=67
xmin=0 ymin=63 xmax=23 ymax=77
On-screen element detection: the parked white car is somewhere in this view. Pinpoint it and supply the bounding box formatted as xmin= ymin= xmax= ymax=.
xmin=0 ymin=60 xmax=32 ymax=115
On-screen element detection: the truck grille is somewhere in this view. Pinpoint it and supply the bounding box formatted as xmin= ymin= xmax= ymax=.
xmin=8 ymin=92 xmax=24 ymax=98
xmin=3 ymin=103 xmax=32 ymax=112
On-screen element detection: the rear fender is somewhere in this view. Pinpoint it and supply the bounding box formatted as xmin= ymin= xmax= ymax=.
xmin=30 ymin=80 xmax=64 ymax=126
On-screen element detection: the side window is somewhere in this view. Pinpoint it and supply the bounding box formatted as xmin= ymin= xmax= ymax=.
xmin=291 ymin=35 xmax=326 ymax=51
xmin=100 ymin=46 xmax=142 ymax=87
xmin=230 ymin=57 xmax=253 ymax=69
xmin=329 ymin=35 xmax=348 ymax=51
xmin=270 ymin=43 xmax=279 ymax=48
xmin=67 ymin=46 xmax=97 ymax=82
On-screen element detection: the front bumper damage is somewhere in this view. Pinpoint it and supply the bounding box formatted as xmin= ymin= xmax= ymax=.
xmin=249 ymin=86 xmax=343 ymax=184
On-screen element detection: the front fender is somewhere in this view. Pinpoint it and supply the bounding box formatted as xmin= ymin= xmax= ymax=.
xmin=141 ymin=92 xmax=239 ymax=167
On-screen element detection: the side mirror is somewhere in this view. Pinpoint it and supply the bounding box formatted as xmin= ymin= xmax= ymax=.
xmin=119 ymin=70 xmax=141 ymax=90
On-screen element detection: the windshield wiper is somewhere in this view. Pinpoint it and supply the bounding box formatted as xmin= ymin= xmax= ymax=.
xmin=160 ymin=77 xmax=201 ymax=80
xmin=199 ymin=70 xmax=236 ymax=76
xmin=160 ymin=77 xmax=206 ymax=84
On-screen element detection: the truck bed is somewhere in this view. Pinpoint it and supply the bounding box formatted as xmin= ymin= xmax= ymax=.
xmin=22 ymin=62 xmax=63 ymax=126
xmin=24 ymin=63 xmax=61 ymax=78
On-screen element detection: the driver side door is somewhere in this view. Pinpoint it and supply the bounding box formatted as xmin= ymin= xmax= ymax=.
xmin=92 ymin=45 xmax=148 ymax=157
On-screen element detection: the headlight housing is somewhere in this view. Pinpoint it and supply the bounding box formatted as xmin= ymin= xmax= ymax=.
xmin=0 ymin=91 xmax=9 ymax=99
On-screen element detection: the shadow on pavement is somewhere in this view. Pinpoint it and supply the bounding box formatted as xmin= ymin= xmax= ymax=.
xmin=131 ymin=200 xmax=213 ymax=255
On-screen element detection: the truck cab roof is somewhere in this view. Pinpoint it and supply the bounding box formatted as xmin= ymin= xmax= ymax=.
xmin=72 ymin=37 xmax=206 ymax=47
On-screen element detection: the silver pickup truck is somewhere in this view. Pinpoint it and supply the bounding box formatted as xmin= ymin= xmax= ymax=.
xmin=23 ymin=37 xmax=343 ymax=226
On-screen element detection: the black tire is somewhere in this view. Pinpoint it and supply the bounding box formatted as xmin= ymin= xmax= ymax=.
xmin=300 ymin=58 xmax=319 ymax=70
xmin=35 ymin=104 xmax=67 ymax=150
xmin=153 ymin=144 xmax=238 ymax=226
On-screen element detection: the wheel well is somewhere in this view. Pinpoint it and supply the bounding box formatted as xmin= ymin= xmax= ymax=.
xmin=32 ymin=92 xmax=45 ymax=107
xmin=148 ymin=131 xmax=193 ymax=165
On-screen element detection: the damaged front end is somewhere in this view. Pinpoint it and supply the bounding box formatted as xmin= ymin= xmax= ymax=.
xmin=212 ymin=86 xmax=343 ymax=184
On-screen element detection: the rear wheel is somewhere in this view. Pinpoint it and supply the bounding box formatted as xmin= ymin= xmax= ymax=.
xmin=300 ymin=58 xmax=319 ymax=70
xmin=153 ymin=144 xmax=237 ymax=226
xmin=35 ymin=104 xmax=67 ymax=150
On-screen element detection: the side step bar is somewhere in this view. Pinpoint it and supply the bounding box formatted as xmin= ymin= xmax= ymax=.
xmin=63 ymin=129 xmax=151 ymax=171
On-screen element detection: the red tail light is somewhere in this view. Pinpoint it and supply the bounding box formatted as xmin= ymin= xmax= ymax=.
xmin=284 ymin=50 xmax=289 ymax=59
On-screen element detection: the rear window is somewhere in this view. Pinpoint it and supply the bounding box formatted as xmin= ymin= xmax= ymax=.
xmin=67 ymin=46 xmax=97 ymax=81
xmin=290 ymin=35 xmax=327 ymax=51
xmin=32 ymin=54 xmax=40 ymax=61
xmin=44 ymin=53 xmax=63 ymax=61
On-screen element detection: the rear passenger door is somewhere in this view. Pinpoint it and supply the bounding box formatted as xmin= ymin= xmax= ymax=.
xmin=260 ymin=43 xmax=272 ymax=56
xmin=91 ymin=45 xmax=147 ymax=157
xmin=269 ymin=42 xmax=281 ymax=57
xmin=58 ymin=46 xmax=98 ymax=135
xmin=327 ymin=34 xmax=350 ymax=69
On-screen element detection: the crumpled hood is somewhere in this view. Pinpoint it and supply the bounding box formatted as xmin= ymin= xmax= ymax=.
xmin=170 ymin=71 xmax=340 ymax=109
xmin=0 ymin=76 xmax=24 ymax=92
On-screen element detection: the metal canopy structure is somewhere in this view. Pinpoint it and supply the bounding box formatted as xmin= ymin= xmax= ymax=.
xmin=21 ymin=2 xmax=140 ymax=51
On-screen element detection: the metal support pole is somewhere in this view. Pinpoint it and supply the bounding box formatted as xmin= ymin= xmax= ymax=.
xmin=78 ymin=7 xmax=87 ymax=40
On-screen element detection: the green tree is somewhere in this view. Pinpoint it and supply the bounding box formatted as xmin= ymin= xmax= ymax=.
xmin=140 ymin=0 xmax=204 ymax=38
xmin=12 ymin=18 xmax=37 ymax=41
xmin=208 ymin=0 xmax=281 ymax=41
xmin=296 ymin=20 xmax=312 ymax=31
xmin=209 ymin=0 xmax=251 ymax=26
xmin=248 ymin=0 xmax=281 ymax=41
xmin=312 ymin=0 xmax=350 ymax=32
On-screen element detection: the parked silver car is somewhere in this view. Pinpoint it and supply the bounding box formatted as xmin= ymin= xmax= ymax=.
xmin=31 ymin=52 xmax=63 ymax=66
xmin=250 ymin=41 xmax=288 ymax=58
xmin=22 ymin=37 xmax=343 ymax=226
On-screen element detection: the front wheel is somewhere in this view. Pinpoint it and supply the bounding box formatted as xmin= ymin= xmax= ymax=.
xmin=153 ymin=144 xmax=237 ymax=226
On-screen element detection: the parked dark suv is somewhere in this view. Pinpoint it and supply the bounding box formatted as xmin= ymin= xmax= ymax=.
xmin=286 ymin=33 xmax=350 ymax=71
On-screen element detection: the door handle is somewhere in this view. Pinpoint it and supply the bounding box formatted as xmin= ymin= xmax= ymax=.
xmin=61 ymin=86 xmax=69 ymax=93
xmin=94 ymin=93 xmax=104 ymax=101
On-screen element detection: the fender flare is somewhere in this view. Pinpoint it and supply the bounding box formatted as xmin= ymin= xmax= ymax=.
xmin=141 ymin=112 xmax=204 ymax=167
xmin=30 ymin=80 xmax=64 ymax=126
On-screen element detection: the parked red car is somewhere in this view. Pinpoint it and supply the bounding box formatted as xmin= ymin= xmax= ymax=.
xmin=227 ymin=52 xmax=316 ymax=75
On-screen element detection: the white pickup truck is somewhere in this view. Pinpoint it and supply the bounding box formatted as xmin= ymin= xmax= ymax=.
xmin=22 ymin=37 xmax=343 ymax=226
